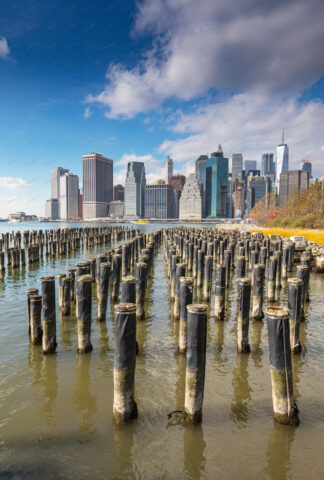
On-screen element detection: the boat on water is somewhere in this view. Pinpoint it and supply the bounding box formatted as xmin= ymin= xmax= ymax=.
xmin=131 ymin=219 xmax=149 ymax=225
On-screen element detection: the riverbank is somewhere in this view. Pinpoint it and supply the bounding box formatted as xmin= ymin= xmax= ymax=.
xmin=250 ymin=227 xmax=324 ymax=245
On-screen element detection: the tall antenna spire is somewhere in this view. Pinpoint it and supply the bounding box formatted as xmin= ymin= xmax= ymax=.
xmin=282 ymin=125 xmax=285 ymax=144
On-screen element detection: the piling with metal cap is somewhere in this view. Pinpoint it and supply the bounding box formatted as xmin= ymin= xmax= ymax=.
xmin=41 ymin=276 xmax=57 ymax=354
xmin=113 ymin=303 xmax=138 ymax=422
xmin=237 ymin=278 xmax=251 ymax=353
xmin=214 ymin=264 xmax=226 ymax=321
xmin=184 ymin=304 xmax=207 ymax=423
xmin=174 ymin=263 xmax=186 ymax=318
xmin=236 ymin=255 xmax=246 ymax=279
xmin=266 ymin=306 xmax=299 ymax=425
xmin=252 ymin=264 xmax=265 ymax=320
xmin=30 ymin=294 xmax=42 ymax=345
xmin=203 ymin=255 xmax=213 ymax=300
xmin=178 ymin=277 xmax=193 ymax=353
xmin=76 ymin=274 xmax=93 ymax=353
xmin=61 ymin=276 xmax=72 ymax=315
xmin=111 ymin=254 xmax=122 ymax=301
xmin=136 ymin=262 xmax=148 ymax=319
xmin=267 ymin=256 xmax=278 ymax=302
xmin=26 ymin=288 xmax=39 ymax=334
xmin=288 ymin=278 xmax=303 ymax=354
xmin=97 ymin=262 xmax=111 ymax=321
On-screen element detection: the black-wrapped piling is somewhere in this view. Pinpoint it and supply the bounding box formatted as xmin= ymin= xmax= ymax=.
xmin=26 ymin=288 xmax=39 ymax=334
xmin=288 ymin=278 xmax=303 ymax=354
xmin=214 ymin=264 xmax=226 ymax=321
xmin=111 ymin=254 xmax=122 ymax=301
xmin=203 ymin=255 xmax=213 ymax=300
xmin=174 ymin=263 xmax=186 ymax=318
xmin=76 ymin=274 xmax=93 ymax=353
xmin=113 ymin=303 xmax=138 ymax=423
xmin=30 ymin=294 xmax=42 ymax=345
xmin=267 ymin=256 xmax=278 ymax=302
xmin=97 ymin=262 xmax=111 ymax=321
xmin=62 ymin=276 xmax=72 ymax=315
xmin=136 ymin=262 xmax=148 ymax=319
xmin=178 ymin=276 xmax=193 ymax=353
xmin=41 ymin=276 xmax=57 ymax=354
xmin=252 ymin=264 xmax=265 ymax=320
xmin=237 ymin=278 xmax=251 ymax=353
xmin=236 ymin=255 xmax=246 ymax=279
xmin=121 ymin=275 xmax=136 ymax=304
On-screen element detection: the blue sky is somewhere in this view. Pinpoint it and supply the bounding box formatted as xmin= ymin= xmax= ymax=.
xmin=1 ymin=0 xmax=324 ymax=217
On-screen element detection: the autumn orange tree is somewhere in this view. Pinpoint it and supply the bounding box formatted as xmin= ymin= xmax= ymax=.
xmin=250 ymin=193 xmax=277 ymax=226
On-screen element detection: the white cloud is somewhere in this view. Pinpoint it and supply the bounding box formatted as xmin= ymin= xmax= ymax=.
xmin=83 ymin=107 xmax=92 ymax=119
xmin=0 ymin=36 xmax=10 ymax=59
xmin=158 ymin=91 xmax=324 ymax=177
xmin=87 ymin=0 xmax=324 ymax=118
xmin=6 ymin=195 xmax=22 ymax=204
xmin=0 ymin=177 xmax=30 ymax=190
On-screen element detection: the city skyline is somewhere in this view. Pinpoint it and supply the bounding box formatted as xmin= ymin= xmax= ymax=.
xmin=1 ymin=0 xmax=324 ymax=217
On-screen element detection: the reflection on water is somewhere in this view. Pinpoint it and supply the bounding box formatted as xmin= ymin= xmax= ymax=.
xmin=184 ymin=425 xmax=206 ymax=480
xmin=251 ymin=320 xmax=264 ymax=369
xmin=97 ymin=320 xmax=109 ymax=354
xmin=40 ymin=355 xmax=58 ymax=428
xmin=28 ymin=344 xmax=42 ymax=386
xmin=264 ymin=422 xmax=295 ymax=480
xmin=113 ymin=422 xmax=138 ymax=480
xmin=230 ymin=355 xmax=252 ymax=426
xmin=72 ymin=355 xmax=97 ymax=433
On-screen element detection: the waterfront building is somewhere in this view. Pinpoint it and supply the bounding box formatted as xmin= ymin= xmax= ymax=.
xmin=124 ymin=161 xmax=146 ymax=218
xmin=108 ymin=200 xmax=124 ymax=217
xmin=78 ymin=191 xmax=83 ymax=219
xmin=169 ymin=174 xmax=186 ymax=192
xmin=82 ymin=153 xmax=113 ymax=219
xmin=59 ymin=172 xmax=79 ymax=219
xmin=246 ymin=175 xmax=267 ymax=211
xmin=113 ymin=184 xmax=124 ymax=201
xmin=45 ymin=198 xmax=59 ymax=220
xmin=244 ymin=160 xmax=257 ymax=172
xmin=261 ymin=153 xmax=275 ymax=176
xmin=144 ymin=184 xmax=176 ymax=219
xmin=50 ymin=167 xmax=69 ymax=218
xmin=205 ymin=145 xmax=229 ymax=218
xmin=179 ymin=173 xmax=203 ymax=219
xmin=276 ymin=128 xmax=289 ymax=179
xmin=279 ymin=170 xmax=309 ymax=206
xmin=302 ymin=160 xmax=312 ymax=179
xmin=165 ymin=157 xmax=173 ymax=184
xmin=232 ymin=153 xmax=243 ymax=181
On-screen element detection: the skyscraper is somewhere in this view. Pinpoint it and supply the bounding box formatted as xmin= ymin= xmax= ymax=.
xmin=276 ymin=128 xmax=289 ymax=179
xmin=60 ymin=172 xmax=79 ymax=219
xmin=45 ymin=198 xmax=59 ymax=220
xmin=179 ymin=174 xmax=203 ymax=219
xmin=246 ymin=175 xmax=267 ymax=211
xmin=82 ymin=153 xmax=113 ymax=219
xmin=279 ymin=170 xmax=309 ymax=206
xmin=302 ymin=160 xmax=312 ymax=178
xmin=261 ymin=153 xmax=275 ymax=176
xmin=50 ymin=167 xmax=69 ymax=218
xmin=232 ymin=153 xmax=243 ymax=181
xmin=113 ymin=184 xmax=125 ymax=201
xmin=124 ymin=162 xmax=146 ymax=218
xmin=244 ymin=160 xmax=257 ymax=172
xmin=144 ymin=184 xmax=176 ymax=219
xmin=165 ymin=156 xmax=173 ymax=184
xmin=205 ymin=145 xmax=229 ymax=218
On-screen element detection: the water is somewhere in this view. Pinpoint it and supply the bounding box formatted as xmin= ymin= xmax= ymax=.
xmin=1 ymin=222 xmax=324 ymax=479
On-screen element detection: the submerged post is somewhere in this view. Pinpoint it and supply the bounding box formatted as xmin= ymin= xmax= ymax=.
xmin=136 ymin=262 xmax=147 ymax=319
xmin=30 ymin=294 xmax=42 ymax=345
xmin=184 ymin=304 xmax=207 ymax=423
xmin=252 ymin=264 xmax=265 ymax=320
xmin=266 ymin=306 xmax=299 ymax=425
xmin=267 ymin=256 xmax=278 ymax=302
xmin=41 ymin=276 xmax=57 ymax=354
xmin=113 ymin=303 xmax=138 ymax=423
xmin=178 ymin=277 xmax=193 ymax=353
xmin=121 ymin=275 xmax=136 ymax=304
xmin=288 ymin=278 xmax=303 ymax=354
xmin=97 ymin=262 xmax=111 ymax=321
xmin=214 ymin=265 xmax=226 ymax=321
xmin=76 ymin=274 xmax=93 ymax=353
xmin=174 ymin=263 xmax=186 ymax=318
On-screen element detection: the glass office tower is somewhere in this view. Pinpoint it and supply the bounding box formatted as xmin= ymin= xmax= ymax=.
xmin=205 ymin=145 xmax=229 ymax=218
xmin=124 ymin=161 xmax=146 ymax=217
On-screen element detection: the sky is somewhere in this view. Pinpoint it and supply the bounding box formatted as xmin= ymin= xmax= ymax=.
xmin=0 ymin=0 xmax=324 ymax=217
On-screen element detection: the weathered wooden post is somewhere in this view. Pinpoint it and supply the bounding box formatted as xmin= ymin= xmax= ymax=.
xmin=178 ymin=277 xmax=193 ymax=353
xmin=30 ymin=294 xmax=43 ymax=345
xmin=76 ymin=274 xmax=93 ymax=353
xmin=237 ymin=278 xmax=251 ymax=353
xmin=252 ymin=264 xmax=265 ymax=320
xmin=214 ymin=264 xmax=226 ymax=321
xmin=41 ymin=276 xmax=57 ymax=354
xmin=288 ymin=278 xmax=303 ymax=354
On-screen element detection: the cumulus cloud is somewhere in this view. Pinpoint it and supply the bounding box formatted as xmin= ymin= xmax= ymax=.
xmin=0 ymin=177 xmax=30 ymax=190
xmin=0 ymin=36 xmax=10 ymax=59
xmin=115 ymin=153 xmax=166 ymax=185
xmin=87 ymin=0 xmax=324 ymax=118
xmin=158 ymin=91 xmax=324 ymax=177
xmin=83 ymin=107 xmax=92 ymax=119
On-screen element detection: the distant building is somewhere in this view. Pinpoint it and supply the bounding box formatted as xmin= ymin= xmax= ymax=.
xmin=144 ymin=184 xmax=176 ymax=219
xmin=279 ymin=170 xmax=309 ymax=206
xmin=60 ymin=172 xmax=79 ymax=219
xmin=302 ymin=160 xmax=312 ymax=179
xmin=244 ymin=160 xmax=257 ymax=172
xmin=124 ymin=162 xmax=146 ymax=218
xmin=45 ymin=198 xmax=59 ymax=220
xmin=78 ymin=191 xmax=83 ymax=219
xmin=232 ymin=153 xmax=243 ymax=181
xmin=261 ymin=153 xmax=275 ymax=176
xmin=50 ymin=167 xmax=69 ymax=218
xmin=82 ymin=153 xmax=113 ymax=219
xmin=179 ymin=173 xmax=203 ymax=219
xmin=233 ymin=179 xmax=245 ymax=218
xmin=108 ymin=200 xmax=124 ymax=217
xmin=195 ymin=155 xmax=208 ymax=179
xmin=113 ymin=184 xmax=124 ymax=201
xmin=169 ymin=174 xmax=186 ymax=192
xmin=205 ymin=145 xmax=229 ymax=218
xmin=276 ymin=128 xmax=289 ymax=179
xmin=165 ymin=156 xmax=173 ymax=184
xmin=246 ymin=175 xmax=267 ymax=211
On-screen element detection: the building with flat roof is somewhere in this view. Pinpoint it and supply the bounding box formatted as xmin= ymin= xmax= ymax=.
xmin=60 ymin=172 xmax=79 ymax=219
xmin=124 ymin=161 xmax=146 ymax=218
xmin=232 ymin=153 xmax=243 ymax=182
xmin=113 ymin=184 xmax=124 ymax=201
xmin=144 ymin=184 xmax=176 ymax=219
xmin=165 ymin=157 xmax=173 ymax=184
xmin=108 ymin=200 xmax=124 ymax=217
xmin=82 ymin=153 xmax=113 ymax=219
xmin=205 ymin=145 xmax=229 ymax=218
xmin=244 ymin=160 xmax=257 ymax=172
xmin=45 ymin=198 xmax=59 ymax=220
xmin=261 ymin=153 xmax=275 ymax=176
xmin=279 ymin=170 xmax=309 ymax=206
xmin=302 ymin=160 xmax=312 ymax=179
xmin=50 ymin=167 xmax=69 ymax=218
